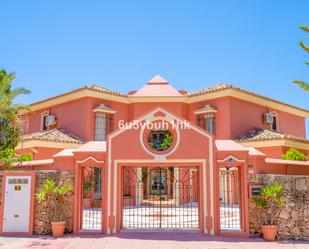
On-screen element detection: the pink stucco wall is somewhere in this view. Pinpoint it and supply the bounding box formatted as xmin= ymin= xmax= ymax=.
xmin=25 ymin=97 xmax=129 ymax=141
xmin=25 ymin=96 xmax=307 ymax=142
xmin=16 ymin=147 xmax=62 ymax=160
xmin=228 ymin=97 xmax=306 ymax=139
xmin=188 ymin=97 xmax=231 ymax=139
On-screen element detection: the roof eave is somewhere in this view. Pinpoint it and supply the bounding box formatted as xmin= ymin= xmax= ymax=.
xmin=19 ymin=83 xmax=309 ymax=118
xmin=238 ymin=138 xmax=309 ymax=150
xmin=16 ymin=139 xmax=83 ymax=150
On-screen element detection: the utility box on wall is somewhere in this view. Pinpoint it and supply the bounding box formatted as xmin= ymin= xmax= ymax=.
xmin=0 ymin=172 xmax=35 ymax=235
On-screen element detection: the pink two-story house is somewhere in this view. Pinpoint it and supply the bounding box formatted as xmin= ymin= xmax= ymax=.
xmin=1 ymin=75 xmax=308 ymax=236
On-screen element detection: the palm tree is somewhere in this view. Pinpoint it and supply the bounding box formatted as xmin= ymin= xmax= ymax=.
xmin=0 ymin=69 xmax=30 ymax=154
xmin=293 ymin=25 xmax=309 ymax=92
xmin=0 ymin=69 xmax=31 ymax=119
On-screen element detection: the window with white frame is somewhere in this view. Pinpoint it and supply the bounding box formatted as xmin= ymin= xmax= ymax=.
xmin=205 ymin=113 xmax=215 ymax=134
xmin=95 ymin=112 xmax=106 ymax=141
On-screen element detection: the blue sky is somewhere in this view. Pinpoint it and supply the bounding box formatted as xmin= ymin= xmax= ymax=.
xmin=1 ymin=1 xmax=308 ymax=135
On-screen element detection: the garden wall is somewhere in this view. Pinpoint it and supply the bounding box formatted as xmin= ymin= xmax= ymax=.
xmin=34 ymin=170 xmax=74 ymax=234
xmin=249 ymin=174 xmax=309 ymax=240
xmin=0 ymin=170 xmax=74 ymax=235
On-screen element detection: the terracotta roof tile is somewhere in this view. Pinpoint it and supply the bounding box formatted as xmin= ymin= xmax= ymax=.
xmin=29 ymin=85 xmax=127 ymax=107
xmin=26 ymin=81 xmax=308 ymax=115
xmin=186 ymin=84 xmax=309 ymax=114
xmin=235 ymin=127 xmax=309 ymax=144
xmin=186 ymin=83 xmax=230 ymax=96
xmin=22 ymin=128 xmax=85 ymax=144
xmin=86 ymin=85 xmax=127 ymax=97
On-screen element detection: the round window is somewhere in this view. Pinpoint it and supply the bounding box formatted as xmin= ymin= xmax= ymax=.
xmin=148 ymin=130 xmax=173 ymax=152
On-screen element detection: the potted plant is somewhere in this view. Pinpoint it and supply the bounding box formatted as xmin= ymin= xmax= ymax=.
xmin=36 ymin=178 xmax=73 ymax=237
xmin=255 ymin=183 xmax=284 ymax=241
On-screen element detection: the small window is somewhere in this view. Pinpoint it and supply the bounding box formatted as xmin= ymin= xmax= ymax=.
xmin=95 ymin=112 xmax=106 ymax=141
xmin=42 ymin=115 xmax=48 ymax=131
xmin=205 ymin=113 xmax=215 ymax=134
xmin=272 ymin=116 xmax=277 ymax=131
xmin=270 ymin=112 xmax=279 ymax=131
xmin=41 ymin=111 xmax=49 ymax=131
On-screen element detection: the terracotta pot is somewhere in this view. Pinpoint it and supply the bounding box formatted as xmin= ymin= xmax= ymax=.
xmin=262 ymin=225 xmax=278 ymax=241
xmin=51 ymin=221 xmax=66 ymax=237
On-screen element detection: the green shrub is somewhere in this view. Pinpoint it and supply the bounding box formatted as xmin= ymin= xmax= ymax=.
xmin=255 ymin=183 xmax=284 ymax=225
xmin=160 ymin=133 xmax=173 ymax=150
xmin=0 ymin=148 xmax=32 ymax=169
xmin=36 ymin=179 xmax=73 ymax=222
xmin=281 ymin=148 xmax=307 ymax=161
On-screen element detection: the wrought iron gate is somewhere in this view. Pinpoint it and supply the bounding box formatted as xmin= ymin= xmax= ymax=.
xmin=122 ymin=167 xmax=199 ymax=230
xmin=82 ymin=167 xmax=102 ymax=231
xmin=219 ymin=166 xmax=241 ymax=230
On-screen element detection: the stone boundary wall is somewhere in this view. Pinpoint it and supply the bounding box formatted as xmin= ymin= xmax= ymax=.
xmin=34 ymin=170 xmax=74 ymax=234
xmin=0 ymin=170 xmax=74 ymax=235
xmin=249 ymin=174 xmax=309 ymax=240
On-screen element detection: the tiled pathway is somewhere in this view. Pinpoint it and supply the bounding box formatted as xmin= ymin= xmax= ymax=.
xmin=0 ymin=232 xmax=308 ymax=249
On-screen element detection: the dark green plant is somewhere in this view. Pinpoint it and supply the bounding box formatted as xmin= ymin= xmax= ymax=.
xmin=36 ymin=179 xmax=73 ymax=222
xmin=0 ymin=148 xmax=32 ymax=169
xmin=293 ymin=25 xmax=309 ymax=92
xmin=142 ymin=168 xmax=148 ymax=182
xmin=149 ymin=132 xmax=173 ymax=151
xmin=0 ymin=118 xmax=20 ymax=151
xmin=255 ymin=183 xmax=284 ymax=225
xmin=83 ymin=182 xmax=93 ymax=198
xmin=281 ymin=148 xmax=307 ymax=161
xmin=0 ymin=69 xmax=30 ymax=120
xmin=0 ymin=69 xmax=31 ymax=168
xmin=83 ymin=174 xmax=94 ymax=198
xmin=160 ymin=133 xmax=173 ymax=150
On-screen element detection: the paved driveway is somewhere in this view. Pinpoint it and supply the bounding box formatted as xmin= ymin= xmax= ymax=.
xmin=0 ymin=232 xmax=308 ymax=249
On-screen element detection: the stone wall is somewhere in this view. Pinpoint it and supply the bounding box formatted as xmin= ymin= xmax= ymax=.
xmin=34 ymin=170 xmax=74 ymax=235
xmin=0 ymin=170 xmax=74 ymax=235
xmin=249 ymin=174 xmax=309 ymax=240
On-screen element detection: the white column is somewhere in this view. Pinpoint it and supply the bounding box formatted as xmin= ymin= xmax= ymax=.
xmin=136 ymin=167 xmax=143 ymax=206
